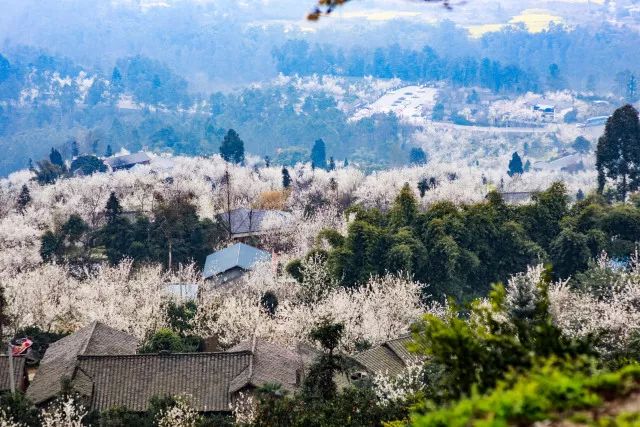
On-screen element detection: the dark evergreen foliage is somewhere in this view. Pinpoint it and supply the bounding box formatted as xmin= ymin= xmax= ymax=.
xmin=220 ymin=129 xmax=245 ymax=164
xmin=282 ymin=167 xmax=292 ymax=189
xmin=310 ymin=139 xmax=327 ymax=170
xmin=16 ymin=184 xmax=31 ymax=214
xmin=70 ymin=155 xmax=107 ymax=175
xmin=409 ymin=147 xmax=428 ymax=165
xmin=508 ymin=151 xmax=524 ymax=176
xmin=596 ymin=104 xmax=640 ymax=201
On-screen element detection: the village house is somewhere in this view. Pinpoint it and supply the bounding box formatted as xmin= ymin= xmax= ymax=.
xmin=217 ymin=207 xmax=293 ymax=241
xmin=22 ymin=323 xmax=321 ymax=414
xmin=26 ymin=321 xmax=137 ymax=407
xmin=352 ymin=335 xmax=422 ymax=378
xmin=103 ymin=152 xmax=151 ymax=171
xmin=202 ymin=242 xmax=271 ymax=284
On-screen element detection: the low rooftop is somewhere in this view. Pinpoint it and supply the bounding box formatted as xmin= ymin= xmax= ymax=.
xmin=202 ymin=243 xmax=271 ymax=280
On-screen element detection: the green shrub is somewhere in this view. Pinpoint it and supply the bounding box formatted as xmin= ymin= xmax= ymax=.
xmin=411 ymin=360 xmax=640 ymax=427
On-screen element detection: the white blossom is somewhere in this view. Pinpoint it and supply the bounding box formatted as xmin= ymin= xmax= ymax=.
xmin=155 ymin=396 xmax=201 ymax=427
xmin=40 ymin=396 xmax=87 ymax=427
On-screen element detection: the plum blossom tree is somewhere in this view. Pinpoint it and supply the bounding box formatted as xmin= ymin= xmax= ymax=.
xmin=155 ymin=396 xmax=201 ymax=427
xmin=547 ymin=253 xmax=640 ymax=357
xmin=193 ymin=269 xmax=436 ymax=354
xmin=40 ymin=396 xmax=87 ymax=427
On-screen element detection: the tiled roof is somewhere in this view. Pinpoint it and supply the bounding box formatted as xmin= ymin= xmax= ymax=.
xmin=202 ymin=243 xmax=271 ymax=279
xmin=103 ymin=152 xmax=151 ymax=169
xmin=353 ymin=335 xmax=421 ymax=377
xmin=228 ymin=339 xmax=319 ymax=394
xmin=27 ymin=322 xmax=137 ymax=405
xmin=218 ymin=208 xmax=293 ymax=236
xmin=76 ymin=352 xmax=251 ymax=412
xmin=0 ymin=356 xmax=26 ymax=392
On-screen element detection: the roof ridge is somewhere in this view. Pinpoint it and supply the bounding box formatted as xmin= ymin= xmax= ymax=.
xmin=77 ymin=350 xmax=253 ymax=359
xmin=248 ymin=334 xmax=257 ymax=382
xmin=79 ymin=321 xmax=99 ymax=355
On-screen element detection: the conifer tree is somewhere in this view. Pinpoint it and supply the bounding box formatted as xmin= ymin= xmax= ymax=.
xmin=390 ymin=183 xmax=418 ymax=228
xmin=409 ymin=147 xmax=428 ymax=165
xmin=49 ymin=148 xmax=65 ymax=169
xmin=71 ymin=140 xmax=79 ymax=158
xmin=418 ymin=178 xmax=428 ymax=198
xmin=311 ymin=139 xmax=327 ymax=170
xmin=282 ymin=167 xmax=292 ymax=189
xmin=508 ymin=152 xmax=524 ymax=176
xmin=16 ymin=184 xmax=31 ymax=214
xmin=220 ymin=129 xmax=245 ymax=164
xmin=105 ymin=144 xmax=113 ymax=157
xmin=596 ymin=104 xmax=640 ymax=201
xmin=328 ymin=156 xmax=336 ymax=171
xmin=105 ymin=192 xmax=122 ymax=224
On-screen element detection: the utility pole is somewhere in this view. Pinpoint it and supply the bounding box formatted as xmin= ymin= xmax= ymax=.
xmin=224 ymin=166 xmax=232 ymax=235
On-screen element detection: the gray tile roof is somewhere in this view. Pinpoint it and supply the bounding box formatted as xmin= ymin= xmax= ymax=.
xmin=0 ymin=356 xmax=27 ymax=392
xmin=103 ymin=152 xmax=151 ymax=170
xmin=353 ymin=335 xmax=422 ymax=377
xmin=218 ymin=208 xmax=293 ymax=236
xmin=228 ymin=339 xmax=319 ymax=394
xmin=202 ymin=243 xmax=271 ymax=280
xmin=27 ymin=322 xmax=137 ymax=405
xmin=75 ymin=352 xmax=252 ymax=412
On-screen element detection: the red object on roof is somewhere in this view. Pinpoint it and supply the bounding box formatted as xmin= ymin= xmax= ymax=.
xmin=11 ymin=338 xmax=33 ymax=356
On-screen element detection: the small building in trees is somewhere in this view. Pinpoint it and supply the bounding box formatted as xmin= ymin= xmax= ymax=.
xmin=491 ymin=191 xmax=534 ymax=205
xmin=202 ymin=242 xmax=271 ymax=284
xmin=532 ymin=153 xmax=590 ymax=173
xmin=164 ymin=283 xmax=200 ymax=301
xmin=103 ymin=152 xmax=151 ymax=171
xmin=533 ymin=104 xmax=555 ymax=118
xmin=217 ymin=207 xmax=294 ymax=240
xmin=577 ymin=115 xmax=609 ymax=128
xmin=351 ymin=335 xmax=424 ymax=378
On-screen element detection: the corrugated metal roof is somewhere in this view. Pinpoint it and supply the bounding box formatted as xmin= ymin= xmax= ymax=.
xmin=202 ymin=243 xmax=270 ymax=280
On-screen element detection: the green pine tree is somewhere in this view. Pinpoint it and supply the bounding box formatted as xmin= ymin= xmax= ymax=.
xmin=16 ymin=184 xmax=31 ymax=214
xmin=220 ymin=129 xmax=245 ymax=164
xmin=596 ymin=104 xmax=640 ymax=201
xmin=282 ymin=167 xmax=292 ymax=189
xmin=311 ymin=139 xmax=327 ymax=170
xmin=508 ymin=152 xmax=524 ymax=177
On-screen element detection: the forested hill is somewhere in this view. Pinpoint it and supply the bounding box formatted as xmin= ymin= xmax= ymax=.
xmin=272 ymin=23 xmax=640 ymax=95
xmin=0 ymin=50 xmax=418 ymax=177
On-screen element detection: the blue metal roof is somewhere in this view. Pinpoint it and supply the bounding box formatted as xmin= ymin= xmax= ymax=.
xmin=202 ymin=243 xmax=271 ymax=279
